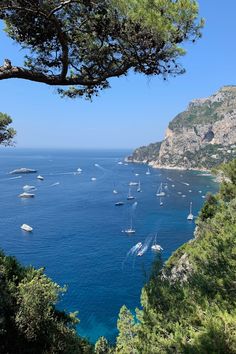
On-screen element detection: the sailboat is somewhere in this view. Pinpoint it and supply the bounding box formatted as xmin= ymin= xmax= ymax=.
xmin=146 ymin=168 xmax=151 ymax=175
xmin=137 ymin=181 xmax=141 ymax=192
xmin=124 ymin=216 xmax=135 ymax=234
xmin=127 ymin=188 xmax=135 ymax=200
xmin=187 ymin=202 xmax=194 ymax=221
xmin=151 ymin=233 xmax=163 ymax=252
xmin=156 ymin=182 xmax=165 ymax=197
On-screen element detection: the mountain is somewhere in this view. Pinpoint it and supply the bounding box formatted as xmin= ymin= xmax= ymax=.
xmin=127 ymin=86 xmax=236 ymax=170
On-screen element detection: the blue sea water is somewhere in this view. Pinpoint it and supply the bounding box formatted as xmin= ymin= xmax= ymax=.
xmin=0 ymin=149 xmax=218 ymax=343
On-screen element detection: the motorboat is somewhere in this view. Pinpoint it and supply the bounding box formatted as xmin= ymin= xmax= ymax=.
xmin=91 ymin=177 xmax=97 ymax=181
xmin=129 ymin=182 xmax=139 ymax=186
xmin=37 ymin=175 xmax=44 ymax=180
xmin=137 ymin=245 xmax=148 ymax=256
xmin=115 ymin=201 xmax=124 ymax=206
xmin=21 ymin=224 xmax=33 ymax=232
xmin=113 ymin=189 xmax=118 ymax=194
xmin=19 ymin=192 xmax=35 ymax=198
xmin=23 ymin=185 xmax=36 ymax=191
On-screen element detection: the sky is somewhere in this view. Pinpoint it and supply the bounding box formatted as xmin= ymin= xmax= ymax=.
xmin=0 ymin=1 xmax=236 ymax=149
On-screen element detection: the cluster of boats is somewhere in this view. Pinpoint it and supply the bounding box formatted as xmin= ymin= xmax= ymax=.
xmin=17 ymin=172 xmax=44 ymax=232
xmin=130 ymin=234 xmax=163 ymax=257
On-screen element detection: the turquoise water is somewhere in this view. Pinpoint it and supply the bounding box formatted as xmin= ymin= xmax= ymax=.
xmin=0 ymin=149 xmax=218 ymax=343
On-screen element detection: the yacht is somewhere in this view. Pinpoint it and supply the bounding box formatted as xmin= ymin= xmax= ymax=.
xmin=156 ymin=183 xmax=165 ymax=197
xmin=19 ymin=192 xmax=35 ymax=198
xmin=187 ymin=202 xmax=194 ymax=221
xmin=21 ymin=224 xmax=33 ymax=232
xmin=127 ymin=188 xmax=135 ymax=200
xmin=37 ymin=175 xmax=44 ymax=180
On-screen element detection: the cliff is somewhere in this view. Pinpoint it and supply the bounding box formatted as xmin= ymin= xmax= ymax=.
xmin=128 ymin=86 xmax=236 ymax=170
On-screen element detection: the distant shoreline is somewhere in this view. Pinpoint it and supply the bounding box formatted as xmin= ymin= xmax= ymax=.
xmin=124 ymin=157 xmax=212 ymax=174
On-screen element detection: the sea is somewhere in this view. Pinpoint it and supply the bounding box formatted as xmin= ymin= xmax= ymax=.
xmin=0 ymin=149 xmax=219 ymax=343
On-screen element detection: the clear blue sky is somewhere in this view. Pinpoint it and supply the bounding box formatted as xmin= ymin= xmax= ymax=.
xmin=0 ymin=1 xmax=235 ymax=149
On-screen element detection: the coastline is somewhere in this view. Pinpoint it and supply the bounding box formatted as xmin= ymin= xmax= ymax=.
xmin=124 ymin=157 xmax=212 ymax=174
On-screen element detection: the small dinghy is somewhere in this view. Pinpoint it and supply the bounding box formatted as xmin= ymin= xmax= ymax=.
xmin=19 ymin=192 xmax=35 ymax=198
xmin=21 ymin=224 xmax=33 ymax=232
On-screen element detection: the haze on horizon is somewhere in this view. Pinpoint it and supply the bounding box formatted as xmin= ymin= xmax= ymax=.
xmin=0 ymin=0 xmax=235 ymax=150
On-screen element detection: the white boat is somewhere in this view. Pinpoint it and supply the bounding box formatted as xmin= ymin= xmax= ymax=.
xmin=135 ymin=242 xmax=142 ymax=251
xmin=91 ymin=177 xmax=97 ymax=181
xmin=156 ymin=183 xmax=165 ymax=197
xmin=23 ymin=185 xmax=36 ymax=191
xmin=137 ymin=245 xmax=148 ymax=256
xmin=117 ymin=161 xmax=123 ymax=165
xmin=115 ymin=201 xmax=124 ymax=206
xmin=77 ymin=168 xmax=82 ymax=173
xmin=160 ymin=198 xmax=163 ymax=206
xmin=137 ymin=181 xmax=141 ymax=192
xmin=124 ymin=217 xmax=135 ymax=234
xmin=172 ymin=184 xmax=175 ymax=187
xmin=129 ymin=181 xmax=139 ymax=186
xmin=19 ymin=192 xmax=35 ymax=198
xmin=113 ymin=189 xmax=118 ymax=194
xmin=146 ymin=168 xmax=151 ymax=175
xmin=135 ymin=173 xmax=139 ymax=176
xmin=151 ymin=244 xmax=163 ymax=252
xmin=10 ymin=168 xmax=37 ymax=174
xmin=21 ymin=224 xmax=33 ymax=232
xmin=187 ymin=202 xmax=194 ymax=221
xmin=127 ymin=188 xmax=135 ymax=200
xmin=151 ymin=233 xmax=163 ymax=252
xmin=37 ymin=175 xmax=44 ymax=180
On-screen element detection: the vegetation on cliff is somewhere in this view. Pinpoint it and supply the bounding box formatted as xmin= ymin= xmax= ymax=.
xmin=0 ymin=254 xmax=93 ymax=353
xmin=128 ymin=86 xmax=236 ymax=170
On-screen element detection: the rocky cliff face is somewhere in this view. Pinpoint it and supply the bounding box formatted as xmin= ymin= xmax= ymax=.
xmin=128 ymin=86 xmax=236 ymax=170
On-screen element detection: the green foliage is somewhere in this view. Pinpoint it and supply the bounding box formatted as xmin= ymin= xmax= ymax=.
xmin=115 ymin=159 xmax=236 ymax=353
xmin=116 ymin=305 xmax=139 ymax=354
xmin=0 ymin=0 xmax=202 ymax=98
xmin=0 ymin=252 xmax=93 ymax=353
xmin=128 ymin=141 xmax=162 ymax=162
xmin=95 ymin=336 xmax=110 ymax=354
xmin=0 ymin=112 xmax=16 ymax=146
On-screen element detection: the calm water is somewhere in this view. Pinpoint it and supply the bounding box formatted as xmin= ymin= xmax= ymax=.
xmin=0 ymin=149 xmax=218 ymax=343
